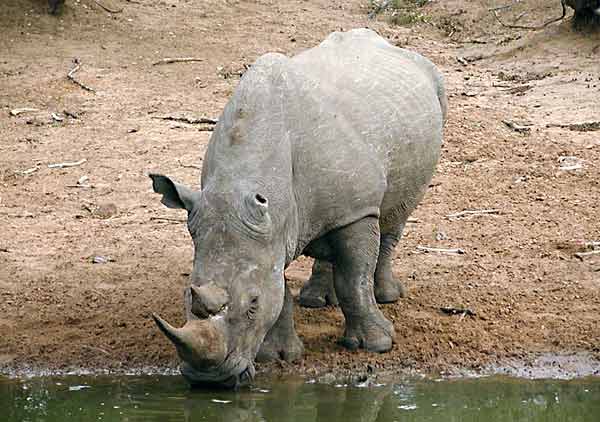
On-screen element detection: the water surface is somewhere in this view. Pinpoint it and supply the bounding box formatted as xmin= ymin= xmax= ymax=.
xmin=1 ymin=375 xmax=599 ymax=421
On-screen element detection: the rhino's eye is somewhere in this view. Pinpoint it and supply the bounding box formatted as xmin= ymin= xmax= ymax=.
xmin=247 ymin=296 xmax=259 ymax=320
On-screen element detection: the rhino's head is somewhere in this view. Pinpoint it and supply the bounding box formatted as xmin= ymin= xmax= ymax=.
xmin=149 ymin=174 xmax=285 ymax=388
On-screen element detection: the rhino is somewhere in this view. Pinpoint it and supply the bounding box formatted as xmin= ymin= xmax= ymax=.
xmin=149 ymin=28 xmax=446 ymax=388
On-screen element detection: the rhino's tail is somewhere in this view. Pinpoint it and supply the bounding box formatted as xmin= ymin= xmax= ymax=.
xmin=433 ymin=70 xmax=448 ymax=125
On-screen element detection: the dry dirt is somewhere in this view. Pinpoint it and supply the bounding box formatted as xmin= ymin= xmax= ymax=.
xmin=1 ymin=0 xmax=599 ymax=379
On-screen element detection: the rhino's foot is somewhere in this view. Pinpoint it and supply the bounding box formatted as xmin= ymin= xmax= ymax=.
xmin=338 ymin=312 xmax=395 ymax=353
xmin=374 ymin=276 xmax=406 ymax=304
xmin=298 ymin=260 xmax=338 ymax=308
xmin=256 ymin=330 xmax=304 ymax=363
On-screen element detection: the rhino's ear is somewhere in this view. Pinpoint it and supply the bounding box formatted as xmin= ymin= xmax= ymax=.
xmin=246 ymin=193 xmax=268 ymax=218
xmin=149 ymin=173 xmax=197 ymax=212
xmin=243 ymin=193 xmax=271 ymax=231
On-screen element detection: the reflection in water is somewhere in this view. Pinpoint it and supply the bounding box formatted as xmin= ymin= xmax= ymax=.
xmin=1 ymin=374 xmax=599 ymax=422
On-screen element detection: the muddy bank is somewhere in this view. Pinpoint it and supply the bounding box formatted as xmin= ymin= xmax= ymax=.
xmin=1 ymin=0 xmax=599 ymax=379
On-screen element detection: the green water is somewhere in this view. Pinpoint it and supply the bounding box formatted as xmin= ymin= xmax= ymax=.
xmin=1 ymin=375 xmax=599 ymax=422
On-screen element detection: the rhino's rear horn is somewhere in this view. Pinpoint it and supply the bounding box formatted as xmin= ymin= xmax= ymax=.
xmin=190 ymin=284 xmax=229 ymax=319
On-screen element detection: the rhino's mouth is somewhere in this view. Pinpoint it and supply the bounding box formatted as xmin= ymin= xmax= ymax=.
xmin=180 ymin=355 xmax=255 ymax=389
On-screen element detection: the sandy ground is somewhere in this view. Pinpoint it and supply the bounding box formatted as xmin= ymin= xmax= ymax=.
xmin=1 ymin=0 xmax=599 ymax=379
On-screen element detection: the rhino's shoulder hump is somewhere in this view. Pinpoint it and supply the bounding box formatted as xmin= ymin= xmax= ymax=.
xmin=243 ymin=53 xmax=290 ymax=85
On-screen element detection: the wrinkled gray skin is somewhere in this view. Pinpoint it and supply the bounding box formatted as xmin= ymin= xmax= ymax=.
xmin=150 ymin=29 xmax=447 ymax=389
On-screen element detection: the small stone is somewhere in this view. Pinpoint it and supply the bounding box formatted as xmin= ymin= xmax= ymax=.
xmin=92 ymin=256 xmax=113 ymax=264
xmin=436 ymin=231 xmax=448 ymax=241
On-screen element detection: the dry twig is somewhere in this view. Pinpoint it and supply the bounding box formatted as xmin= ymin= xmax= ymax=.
xmin=416 ymin=246 xmax=466 ymax=255
xmin=575 ymin=250 xmax=600 ymax=261
xmin=446 ymin=209 xmax=500 ymax=220
xmin=93 ymin=0 xmax=123 ymax=13
xmin=546 ymin=121 xmax=600 ymax=132
xmin=177 ymin=159 xmax=202 ymax=170
xmin=152 ymin=115 xmax=218 ymax=125
xmin=153 ymin=57 xmax=204 ymax=66
xmin=15 ymin=166 xmax=40 ymax=176
xmin=82 ymin=344 xmax=111 ymax=356
xmin=150 ymin=216 xmax=186 ymax=223
xmin=67 ymin=58 xmax=96 ymax=93
xmin=502 ymin=119 xmax=532 ymax=133
xmin=10 ymin=108 xmax=38 ymax=116
xmin=440 ymin=306 xmax=476 ymax=317
xmin=491 ymin=1 xmax=566 ymax=30
xmin=48 ymin=158 xmax=87 ymax=169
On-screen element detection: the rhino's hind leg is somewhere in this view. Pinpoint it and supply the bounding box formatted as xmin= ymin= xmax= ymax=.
xmin=256 ymin=284 xmax=304 ymax=363
xmin=298 ymin=260 xmax=339 ymax=308
xmin=374 ymin=224 xmax=408 ymax=303
xmin=330 ymin=216 xmax=395 ymax=352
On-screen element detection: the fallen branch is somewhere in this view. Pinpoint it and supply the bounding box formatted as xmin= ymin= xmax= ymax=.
xmin=503 ymin=119 xmax=532 ymax=133
xmin=491 ymin=1 xmax=566 ymax=30
xmin=150 ymin=216 xmax=186 ymax=223
xmin=153 ymin=57 xmax=204 ymax=66
xmin=10 ymin=107 xmax=38 ymax=116
xmin=177 ymin=159 xmax=202 ymax=170
xmin=152 ymin=115 xmax=218 ymax=125
xmin=489 ymin=3 xmax=516 ymax=12
xmin=502 ymin=85 xmax=533 ymax=95
xmin=440 ymin=306 xmax=476 ymax=317
xmin=92 ymin=0 xmax=123 ymax=13
xmin=64 ymin=110 xmax=80 ymax=119
xmin=48 ymin=158 xmax=87 ymax=169
xmin=0 ymin=247 xmax=9 ymax=253
xmin=546 ymin=121 xmax=600 ymax=132
xmin=407 ymin=217 xmax=419 ymax=223
xmin=416 ymin=246 xmax=466 ymax=255
xmin=15 ymin=166 xmax=40 ymax=176
xmin=575 ymin=250 xmax=600 ymax=261
xmin=559 ymin=164 xmax=583 ymax=171
xmin=67 ymin=58 xmax=96 ymax=93
xmin=446 ymin=209 xmax=500 ymax=220
xmin=81 ymin=344 xmax=111 ymax=356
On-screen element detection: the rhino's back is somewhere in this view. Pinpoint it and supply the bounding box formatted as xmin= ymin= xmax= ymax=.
xmin=286 ymin=29 xmax=445 ymax=240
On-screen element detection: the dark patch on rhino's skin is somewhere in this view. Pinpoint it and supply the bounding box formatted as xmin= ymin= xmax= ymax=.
xmin=229 ymin=123 xmax=245 ymax=146
xmin=228 ymin=108 xmax=250 ymax=146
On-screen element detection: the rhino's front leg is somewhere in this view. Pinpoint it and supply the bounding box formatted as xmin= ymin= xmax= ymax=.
xmin=256 ymin=284 xmax=304 ymax=363
xmin=330 ymin=217 xmax=395 ymax=352
xmin=298 ymin=260 xmax=339 ymax=308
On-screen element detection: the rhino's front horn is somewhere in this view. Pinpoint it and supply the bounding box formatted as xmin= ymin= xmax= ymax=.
xmin=152 ymin=313 xmax=227 ymax=368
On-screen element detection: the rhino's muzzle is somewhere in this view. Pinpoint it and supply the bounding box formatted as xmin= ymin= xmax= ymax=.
xmin=181 ymin=358 xmax=255 ymax=389
xmin=152 ymin=313 xmax=228 ymax=371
